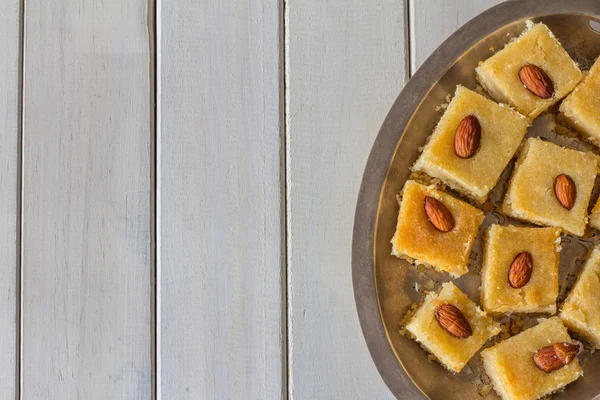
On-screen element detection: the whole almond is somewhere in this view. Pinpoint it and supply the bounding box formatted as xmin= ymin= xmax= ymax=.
xmin=519 ymin=64 xmax=555 ymax=99
xmin=424 ymin=196 xmax=455 ymax=232
xmin=434 ymin=303 xmax=472 ymax=339
xmin=508 ymin=251 xmax=533 ymax=289
xmin=554 ymin=174 xmax=576 ymax=210
xmin=454 ymin=115 xmax=481 ymax=159
xmin=534 ymin=342 xmax=580 ymax=373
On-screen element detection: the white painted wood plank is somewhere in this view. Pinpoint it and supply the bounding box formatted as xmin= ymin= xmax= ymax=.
xmin=410 ymin=0 xmax=505 ymax=72
xmin=286 ymin=1 xmax=407 ymax=399
xmin=159 ymin=1 xmax=284 ymax=399
xmin=21 ymin=1 xmax=153 ymax=398
xmin=0 ymin=0 xmax=20 ymax=398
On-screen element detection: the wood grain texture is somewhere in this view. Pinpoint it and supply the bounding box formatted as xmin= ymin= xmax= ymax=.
xmin=410 ymin=0 xmax=505 ymax=72
xmin=286 ymin=1 xmax=407 ymax=398
xmin=159 ymin=1 xmax=285 ymax=399
xmin=0 ymin=0 xmax=20 ymax=398
xmin=21 ymin=1 xmax=154 ymax=398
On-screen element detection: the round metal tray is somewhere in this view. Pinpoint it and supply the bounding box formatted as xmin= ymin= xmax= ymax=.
xmin=352 ymin=1 xmax=600 ymax=399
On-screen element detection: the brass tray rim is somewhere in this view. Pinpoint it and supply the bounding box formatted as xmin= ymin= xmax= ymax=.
xmin=351 ymin=1 xmax=600 ymax=398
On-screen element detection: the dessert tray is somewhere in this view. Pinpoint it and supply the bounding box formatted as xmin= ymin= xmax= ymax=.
xmin=352 ymin=1 xmax=600 ymax=399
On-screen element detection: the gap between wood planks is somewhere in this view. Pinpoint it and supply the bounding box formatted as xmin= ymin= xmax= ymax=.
xmin=152 ymin=0 xmax=160 ymax=398
xmin=17 ymin=0 xmax=25 ymax=397
xmin=280 ymin=0 xmax=290 ymax=398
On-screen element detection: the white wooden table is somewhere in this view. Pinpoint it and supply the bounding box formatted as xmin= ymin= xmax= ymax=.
xmin=0 ymin=0 xmax=503 ymax=398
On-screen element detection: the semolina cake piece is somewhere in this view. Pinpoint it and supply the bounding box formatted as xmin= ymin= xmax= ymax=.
xmin=502 ymin=138 xmax=598 ymax=236
xmin=589 ymin=197 xmax=600 ymax=230
xmin=476 ymin=20 xmax=583 ymax=119
xmin=406 ymin=282 xmax=501 ymax=373
xmin=481 ymin=225 xmax=561 ymax=315
xmin=482 ymin=317 xmax=583 ymax=400
xmin=391 ymin=180 xmax=485 ymax=277
xmin=560 ymin=57 xmax=600 ymax=146
xmin=560 ymin=247 xmax=600 ymax=348
xmin=412 ymin=86 xmax=529 ymax=204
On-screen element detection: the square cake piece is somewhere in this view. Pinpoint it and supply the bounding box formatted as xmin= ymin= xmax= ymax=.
xmin=391 ymin=180 xmax=485 ymax=277
xmin=589 ymin=197 xmax=600 ymax=230
xmin=481 ymin=225 xmax=561 ymax=315
xmin=412 ymin=86 xmax=529 ymax=203
xmin=406 ymin=282 xmax=501 ymax=373
xmin=560 ymin=57 xmax=600 ymax=145
xmin=502 ymin=138 xmax=598 ymax=236
xmin=560 ymin=247 xmax=600 ymax=348
xmin=476 ymin=20 xmax=583 ymax=119
xmin=482 ymin=317 xmax=583 ymax=400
